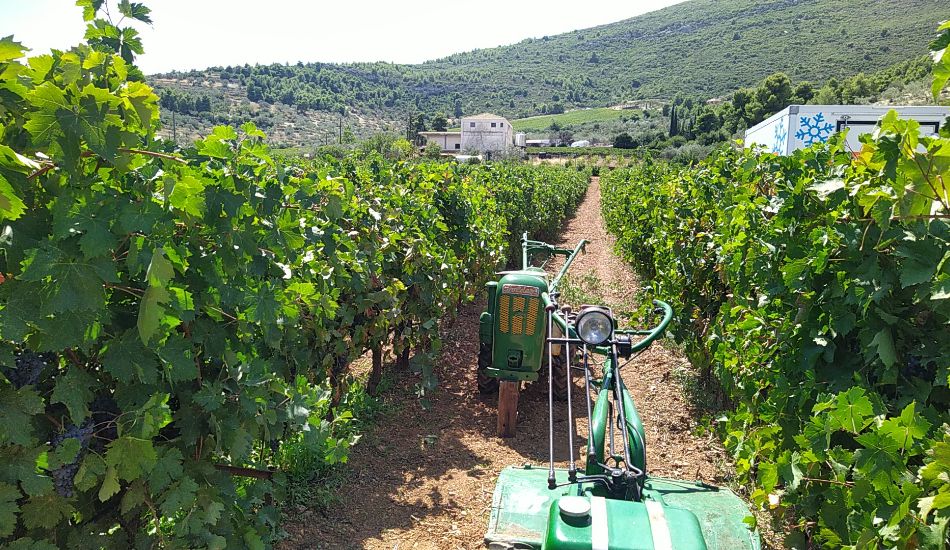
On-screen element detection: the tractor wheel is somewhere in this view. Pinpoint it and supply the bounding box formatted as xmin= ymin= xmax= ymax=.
xmin=546 ymin=351 xmax=570 ymax=402
xmin=477 ymin=341 xmax=499 ymax=395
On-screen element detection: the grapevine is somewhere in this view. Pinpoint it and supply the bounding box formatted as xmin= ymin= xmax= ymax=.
xmin=601 ymin=115 xmax=950 ymax=547
xmin=0 ymin=3 xmax=589 ymax=547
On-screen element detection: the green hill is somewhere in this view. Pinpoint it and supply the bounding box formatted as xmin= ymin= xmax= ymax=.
xmin=151 ymin=0 xmax=946 ymax=146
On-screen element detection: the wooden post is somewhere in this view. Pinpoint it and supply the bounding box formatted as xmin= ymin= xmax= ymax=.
xmin=497 ymin=381 xmax=520 ymax=438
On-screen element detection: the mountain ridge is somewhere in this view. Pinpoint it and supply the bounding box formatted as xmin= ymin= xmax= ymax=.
xmin=151 ymin=0 xmax=946 ymax=146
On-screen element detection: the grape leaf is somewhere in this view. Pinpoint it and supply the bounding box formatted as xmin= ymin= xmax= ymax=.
xmin=168 ymin=174 xmax=206 ymax=217
xmin=20 ymin=493 xmax=74 ymax=530
xmin=158 ymin=476 xmax=197 ymax=517
xmin=829 ymin=387 xmax=874 ymax=434
xmin=138 ymin=284 xmax=170 ymax=344
xmin=51 ymin=366 xmax=95 ymax=423
xmin=98 ymin=466 xmax=119 ymax=502
xmin=105 ymin=437 xmax=156 ymax=481
xmin=0 ymin=482 xmax=19 ymax=537
xmin=148 ymin=447 xmax=183 ymax=494
xmin=101 ymin=330 xmax=159 ymax=385
xmin=117 ymin=0 xmax=152 ymax=23
xmin=879 ymin=402 xmax=931 ymax=452
xmin=0 ymin=174 xmax=26 ymax=221
xmin=0 ymin=35 xmax=27 ymax=63
xmin=869 ymin=328 xmax=896 ymax=369
xmin=0 ymin=386 xmax=44 ymax=446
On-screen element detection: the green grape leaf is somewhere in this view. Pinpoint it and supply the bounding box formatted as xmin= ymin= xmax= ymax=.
xmin=20 ymin=493 xmax=74 ymax=530
xmin=117 ymin=0 xmax=152 ymax=23
xmin=101 ymin=330 xmax=159 ymax=385
xmin=138 ymin=284 xmax=170 ymax=344
xmin=157 ymin=334 xmax=197 ymax=382
xmin=168 ymin=174 xmax=206 ymax=217
xmin=23 ymin=81 xmax=69 ymax=145
xmin=869 ymin=328 xmax=897 ymax=369
xmin=879 ymin=402 xmax=931 ymax=452
xmin=98 ymin=465 xmax=120 ymax=502
xmin=3 ymin=538 xmax=59 ymax=550
xmin=148 ymin=447 xmax=183 ymax=494
xmin=829 ymin=387 xmax=874 ymax=434
xmin=158 ymin=476 xmax=198 ymax=517
xmin=0 ymin=386 xmax=44 ymax=445
xmin=0 ymin=35 xmax=27 ymax=62
xmin=75 ymin=0 xmax=104 ymax=21
xmin=0 ymin=482 xmax=19 ymax=537
xmin=50 ymin=365 xmax=95 ymax=423
xmin=0 ymin=174 xmax=26 ymax=221
xmin=105 ymin=437 xmax=156 ymax=481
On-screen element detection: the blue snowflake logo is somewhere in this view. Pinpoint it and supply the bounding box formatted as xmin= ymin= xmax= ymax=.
xmin=796 ymin=112 xmax=835 ymax=147
xmin=772 ymin=118 xmax=787 ymax=154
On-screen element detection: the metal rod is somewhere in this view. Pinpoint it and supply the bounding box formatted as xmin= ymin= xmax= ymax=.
xmin=548 ymin=239 xmax=588 ymax=295
xmin=565 ymin=340 xmax=576 ymax=482
xmin=610 ymin=346 xmax=635 ymax=472
xmin=608 ymin=399 xmax=615 ymax=459
xmin=521 ymin=232 xmax=529 ymax=270
xmin=583 ymin=345 xmax=594 ymax=454
xmin=546 ymin=306 xmax=557 ymax=490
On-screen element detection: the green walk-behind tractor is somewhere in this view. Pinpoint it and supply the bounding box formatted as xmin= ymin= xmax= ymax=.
xmin=477 ymin=234 xmax=760 ymax=550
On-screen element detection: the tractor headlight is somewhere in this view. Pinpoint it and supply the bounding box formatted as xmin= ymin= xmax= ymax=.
xmin=575 ymin=307 xmax=614 ymax=346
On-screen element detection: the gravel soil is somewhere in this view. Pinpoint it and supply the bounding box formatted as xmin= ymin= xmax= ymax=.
xmin=279 ymin=177 xmax=745 ymax=549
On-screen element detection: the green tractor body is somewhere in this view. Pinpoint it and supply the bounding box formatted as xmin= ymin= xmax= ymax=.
xmin=479 ymin=235 xmax=759 ymax=550
xmin=486 ymin=466 xmax=758 ymax=550
xmin=479 ymin=269 xmax=551 ymax=383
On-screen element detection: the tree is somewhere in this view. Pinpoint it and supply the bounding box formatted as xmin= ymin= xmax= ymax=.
xmin=424 ymin=142 xmax=443 ymax=158
xmin=669 ymin=105 xmax=678 ymax=137
xmin=431 ymin=113 xmax=448 ymax=132
xmin=695 ymin=109 xmax=721 ymax=134
xmin=792 ymin=82 xmax=815 ymax=104
xmin=754 ymin=72 xmax=793 ymax=118
xmin=613 ymin=132 xmax=636 ymax=149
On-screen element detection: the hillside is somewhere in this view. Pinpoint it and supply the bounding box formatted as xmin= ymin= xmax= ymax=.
xmin=151 ymin=0 xmax=946 ymax=146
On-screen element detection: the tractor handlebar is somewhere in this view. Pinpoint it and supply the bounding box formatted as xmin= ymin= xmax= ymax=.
xmin=615 ymin=299 xmax=673 ymax=354
xmin=545 ymin=297 xmax=673 ymax=356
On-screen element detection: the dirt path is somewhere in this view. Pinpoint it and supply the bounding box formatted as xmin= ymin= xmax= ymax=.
xmin=280 ymin=177 xmax=733 ymax=549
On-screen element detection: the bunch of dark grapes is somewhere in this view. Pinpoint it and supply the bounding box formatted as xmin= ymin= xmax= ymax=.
xmin=49 ymin=422 xmax=94 ymax=498
xmin=90 ymin=394 xmax=120 ymax=450
xmin=2 ymin=350 xmax=54 ymax=388
xmin=901 ymin=355 xmax=934 ymax=379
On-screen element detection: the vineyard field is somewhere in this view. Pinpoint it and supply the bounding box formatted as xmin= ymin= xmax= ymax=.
xmin=601 ymin=114 xmax=950 ymax=547
xmin=0 ymin=12 xmax=590 ymax=547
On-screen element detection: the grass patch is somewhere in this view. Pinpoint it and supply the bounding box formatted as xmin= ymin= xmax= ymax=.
xmin=512 ymin=108 xmax=626 ymax=133
xmin=558 ymin=272 xmax=605 ymax=307
xmin=276 ymin=374 xmax=392 ymax=510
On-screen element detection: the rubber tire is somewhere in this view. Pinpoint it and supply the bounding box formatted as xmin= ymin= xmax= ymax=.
xmin=477 ymin=341 xmax=499 ymax=395
xmin=546 ymin=351 xmax=570 ymax=402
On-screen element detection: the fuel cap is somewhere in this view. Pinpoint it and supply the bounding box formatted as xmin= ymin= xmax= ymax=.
xmin=558 ymin=496 xmax=591 ymax=518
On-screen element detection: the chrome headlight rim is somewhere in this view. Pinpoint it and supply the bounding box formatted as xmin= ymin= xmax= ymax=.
xmin=575 ymin=306 xmax=614 ymax=346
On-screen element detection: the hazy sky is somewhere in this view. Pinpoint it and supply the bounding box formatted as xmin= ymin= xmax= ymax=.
xmin=1 ymin=0 xmax=686 ymax=74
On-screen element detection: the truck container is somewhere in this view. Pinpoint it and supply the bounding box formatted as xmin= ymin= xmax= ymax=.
xmin=744 ymin=104 xmax=949 ymax=155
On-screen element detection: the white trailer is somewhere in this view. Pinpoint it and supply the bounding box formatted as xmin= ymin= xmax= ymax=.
xmin=744 ymin=105 xmax=949 ymax=155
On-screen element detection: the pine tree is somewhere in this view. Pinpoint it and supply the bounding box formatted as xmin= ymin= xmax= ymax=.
xmin=669 ymin=105 xmax=678 ymax=137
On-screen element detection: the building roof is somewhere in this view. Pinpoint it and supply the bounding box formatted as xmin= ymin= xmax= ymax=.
xmin=419 ymin=131 xmax=461 ymax=136
xmin=461 ymin=113 xmax=508 ymax=121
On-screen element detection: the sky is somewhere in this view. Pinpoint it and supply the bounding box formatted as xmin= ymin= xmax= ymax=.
xmin=0 ymin=0 xmax=687 ymax=74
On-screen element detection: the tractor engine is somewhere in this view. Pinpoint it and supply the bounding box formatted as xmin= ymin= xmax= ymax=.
xmin=478 ymin=270 xmax=559 ymax=384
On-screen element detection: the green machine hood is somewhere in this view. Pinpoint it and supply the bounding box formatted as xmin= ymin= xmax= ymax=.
xmin=486 ymin=466 xmax=760 ymax=550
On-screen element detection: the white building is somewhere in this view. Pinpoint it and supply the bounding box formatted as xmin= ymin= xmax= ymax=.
xmin=418 ymin=131 xmax=462 ymax=152
xmin=744 ymin=105 xmax=949 ymax=155
xmin=419 ymin=112 xmax=514 ymax=154
xmin=461 ymin=113 xmax=513 ymax=153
